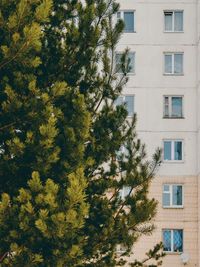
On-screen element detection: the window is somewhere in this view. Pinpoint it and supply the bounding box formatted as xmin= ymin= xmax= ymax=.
xmin=163 ymin=229 xmax=183 ymax=252
xmin=163 ymin=96 xmax=183 ymax=118
xmin=119 ymin=186 xmax=131 ymax=200
xmin=164 ymin=53 xmax=183 ymax=74
xmin=115 ymin=95 xmax=134 ymax=116
xmin=116 ymin=145 xmax=129 ymax=161
xmin=163 ymin=140 xmax=183 ymax=161
xmin=117 ymin=11 xmax=135 ymax=32
xmin=116 ymin=244 xmax=126 ymax=253
xmin=164 ymin=11 xmax=183 ymax=32
xmin=163 ymin=184 xmax=183 ymax=208
xmin=115 ymin=52 xmax=135 ymax=74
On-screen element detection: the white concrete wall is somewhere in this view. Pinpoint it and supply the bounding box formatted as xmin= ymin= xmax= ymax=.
xmin=117 ymin=0 xmax=199 ymax=266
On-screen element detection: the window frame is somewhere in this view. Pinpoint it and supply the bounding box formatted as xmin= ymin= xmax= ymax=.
xmin=163 ymin=139 xmax=184 ymax=162
xmin=162 ymin=184 xmax=184 ymax=208
xmin=164 ymin=52 xmax=184 ymax=75
xmin=117 ymin=10 xmax=136 ymax=33
xmin=163 ymin=95 xmax=184 ymax=118
xmin=115 ymin=95 xmax=135 ymax=117
xmin=115 ymin=52 xmax=136 ymax=75
xmin=162 ymin=229 xmax=184 ymax=253
xmin=164 ymin=10 xmax=184 ymax=33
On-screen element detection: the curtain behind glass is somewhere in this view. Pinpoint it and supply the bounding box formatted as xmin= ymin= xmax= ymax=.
xmin=163 ymin=230 xmax=171 ymax=251
xmin=174 ymin=54 xmax=183 ymax=74
xmin=173 ymin=230 xmax=183 ymax=252
xmin=174 ymin=11 xmax=183 ymax=31
xmin=164 ymin=12 xmax=172 ymax=31
xmin=165 ymin=55 xmax=172 ymax=73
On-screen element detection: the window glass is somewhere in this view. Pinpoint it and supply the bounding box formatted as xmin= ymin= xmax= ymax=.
xmin=125 ymin=96 xmax=134 ymax=116
xmin=164 ymin=97 xmax=169 ymax=117
xmin=173 ymin=185 xmax=182 ymax=206
xmin=174 ymin=54 xmax=183 ymax=74
xmin=174 ymin=141 xmax=182 ymax=160
xmin=173 ymin=230 xmax=183 ymax=252
xmin=117 ymin=12 xmax=121 ymax=19
xmin=165 ymin=55 xmax=172 ymax=73
xmin=115 ymin=53 xmax=123 ymax=73
xmin=163 ymin=230 xmax=183 ymax=252
xmin=115 ymin=96 xmax=123 ymax=106
xmin=164 ymin=141 xmax=171 ymax=160
xmin=163 ymin=192 xmax=170 ymax=206
xmin=115 ymin=96 xmax=134 ymax=117
xmin=164 ymin=12 xmax=172 ymax=31
xmin=163 ymin=230 xmax=171 ymax=251
xmin=115 ymin=53 xmax=135 ymax=73
xmin=124 ymin=12 xmax=134 ymax=32
xmin=164 ymin=185 xmax=170 ymax=191
xmin=128 ymin=53 xmax=135 ymax=73
xmin=172 ymin=97 xmax=182 ymax=117
xmin=119 ymin=186 xmax=131 ymax=200
xmin=174 ymin=11 xmax=183 ymax=31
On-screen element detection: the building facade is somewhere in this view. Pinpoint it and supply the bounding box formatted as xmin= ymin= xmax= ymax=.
xmin=116 ymin=0 xmax=200 ymax=266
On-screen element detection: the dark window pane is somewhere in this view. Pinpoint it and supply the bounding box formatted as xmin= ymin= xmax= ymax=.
xmin=174 ymin=141 xmax=182 ymax=160
xmin=173 ymin=185 xmax=182 ymax=206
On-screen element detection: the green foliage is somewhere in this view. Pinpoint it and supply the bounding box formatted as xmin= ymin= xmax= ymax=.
xmin=0 ymin=0 xmax=164 ymax=266
xmin=0 ymin=171 xmax=88 ymax=266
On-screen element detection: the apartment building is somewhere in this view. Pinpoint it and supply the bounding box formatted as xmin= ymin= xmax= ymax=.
xmin=116 ymin=0 xmax=200 ymax=266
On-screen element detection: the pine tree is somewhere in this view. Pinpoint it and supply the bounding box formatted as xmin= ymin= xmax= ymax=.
xmin=0 ymin=0 xmax=164 ymax=266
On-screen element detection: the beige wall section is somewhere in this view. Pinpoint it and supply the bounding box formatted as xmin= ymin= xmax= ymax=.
xmin=122 ymin=176 xmax=198 ymax=267
xmin=198 ymin=175 xmax=200 ymax=267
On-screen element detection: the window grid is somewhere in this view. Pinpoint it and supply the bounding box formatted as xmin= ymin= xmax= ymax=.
xmin=163 ymin=229 xmax=183 ymax=253
xmin=163 ymin=140 xmax=183 ymax=162
xmin=115 ymin=95 xmax=134 ymax=117
xmin=163 ymin=96 xmax=183 ymax=118
xmin=117 ymin=11 xmax=135 ymax=32
xmin=164 ymin=53 xmax=183 ymax=75
xmin=164 ymin=11 xmax=183 ymax=32
xmin=115 ymin=52 xmax=135 ymax=74
xmin=163 ymin=184 xmax=183 ymax=208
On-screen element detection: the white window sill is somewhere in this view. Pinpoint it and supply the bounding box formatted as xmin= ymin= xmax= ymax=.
xmin=164 ymin=31 xmax=184 ymax=33
xmin=163 ymin=160 xmax=184 ymax=164
xmin=123 ymin=31 xmax=136 ymax=33
xmin=164 ymin=251 xmax=182 ymax=255
xmin=163 ymin=73 xmax=184 ymax=76
xmin=163 ymin=116 xmax=185 ymax=119
xmin=163 ymin=206 xmax=184 ymax=209
xmin=116 ymin=72 xmax=135 ymax=76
